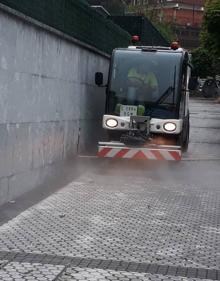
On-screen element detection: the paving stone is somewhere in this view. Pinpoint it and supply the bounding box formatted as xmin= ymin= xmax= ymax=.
xmin=57 ymin=266 xmax=217 ymax=281
xmin=157 ymin=265 xmax=168 ymax=275
xmin=148 ymin=264 xmax=158 ymax=274
xmin=197 ymin=268 xmax=208 ymax=279
xmin=0 ymin=261 xmax=64 ymax=281
xmin=176 ymin=266 xmax=187 ymax=277
xmin=206 ymin=270 xmax=217 ymax=280
xmin=167 ymin=266 xmax=177 ymax=276
xmin=0 ymin=259 xmax=8 ymax=268
xmin=187 ymin=267 xmax=197 ymax=278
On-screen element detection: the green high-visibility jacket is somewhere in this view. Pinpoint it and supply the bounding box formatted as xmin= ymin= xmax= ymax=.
xmin=128 ymin=68 xmax=158 ymax=89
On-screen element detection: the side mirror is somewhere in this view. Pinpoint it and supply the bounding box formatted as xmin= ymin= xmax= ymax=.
xmin=95 ymin=72 xmax=103 ymax=86
xmin=188 ymin=77 xmax=198 ymax=91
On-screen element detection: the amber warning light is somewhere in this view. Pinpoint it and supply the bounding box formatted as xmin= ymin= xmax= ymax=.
xmin=170 ymin=41 xmax=179 ymax=50
xmin=131 ymin=35 xmax=140 ymax=44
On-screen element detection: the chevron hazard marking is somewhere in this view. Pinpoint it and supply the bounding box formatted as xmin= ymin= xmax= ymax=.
xmin=98 ymin=146 xmax=181 ymax=161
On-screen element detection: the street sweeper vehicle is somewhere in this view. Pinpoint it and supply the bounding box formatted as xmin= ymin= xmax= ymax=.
xmin=95 ymin=42 xmax=196 ymax=161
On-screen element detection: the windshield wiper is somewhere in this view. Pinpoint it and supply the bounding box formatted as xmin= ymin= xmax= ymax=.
xmin=145 ymin=68 xmax=177 ymax=116
xmin=153 ymin=66 xmax=176 ymax=106
xmin=154 ymin=86 xmax=174 ymax=105
xmin=144 ymin=87 xmax=173 ymax=116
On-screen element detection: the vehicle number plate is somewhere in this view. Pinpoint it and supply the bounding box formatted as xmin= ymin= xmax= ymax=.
xmin=120 ymin=105 xmax=137 ymax=116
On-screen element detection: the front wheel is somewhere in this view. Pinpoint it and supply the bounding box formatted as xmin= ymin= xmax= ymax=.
xmin=182 ymin=120 xmax=189 ymax=152
xmin=179 ymin=114 xmax=190 ymax=152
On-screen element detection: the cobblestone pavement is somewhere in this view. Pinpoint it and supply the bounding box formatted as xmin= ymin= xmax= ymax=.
xmin=0 ymin=175 xmax=220 ymax=269
xmin=0 ymin=99 xmax=220 ymax=281
xmin=0 ymin=261 xmax=64 ymax=281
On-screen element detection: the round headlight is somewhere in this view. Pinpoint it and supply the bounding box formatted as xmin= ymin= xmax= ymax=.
xmin=163 ymin=122 xmax=176 ymax=132
xmin=106 ymin=118 xmax=118 ymax=128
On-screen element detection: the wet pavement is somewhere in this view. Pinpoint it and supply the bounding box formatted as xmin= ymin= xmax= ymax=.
xmin=185 ymin=98 xmax=220 ymax=160
xmin=0 ymin=98 xmax=219 ymax=281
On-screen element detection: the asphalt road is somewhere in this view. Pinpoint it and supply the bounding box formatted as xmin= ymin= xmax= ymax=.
xmin=0 ymin=98 xmax=219 ymax=281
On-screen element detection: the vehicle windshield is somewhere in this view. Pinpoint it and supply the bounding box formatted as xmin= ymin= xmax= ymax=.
xmin=108 ymin=49 xmax=182 ymax=117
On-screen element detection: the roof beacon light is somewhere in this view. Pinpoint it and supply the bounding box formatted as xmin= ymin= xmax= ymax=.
xmin=132 ymin=35 xmax=140 ymax=44
xmin=171 ymin=41 xmax=179 ymax=50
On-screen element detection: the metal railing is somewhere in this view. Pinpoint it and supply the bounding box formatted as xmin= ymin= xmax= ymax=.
xmin=0 ymin=0 xmax=131 ymax=54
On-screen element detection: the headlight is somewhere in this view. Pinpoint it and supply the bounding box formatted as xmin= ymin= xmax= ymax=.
xmin=106 ymin=118 xmax=118 ymax=128
xmin=163 ymin=122 xmax=176 ymax=132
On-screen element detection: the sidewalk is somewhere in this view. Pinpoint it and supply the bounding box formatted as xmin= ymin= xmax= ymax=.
xmin=0 ymin=160 xmax=220 ymax=280
xmin=0 ymin=98 xmax=219 ymax=281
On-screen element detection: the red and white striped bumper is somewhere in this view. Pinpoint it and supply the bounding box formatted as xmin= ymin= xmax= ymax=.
xmin=98 ymin=142 xmax=182 ymax=161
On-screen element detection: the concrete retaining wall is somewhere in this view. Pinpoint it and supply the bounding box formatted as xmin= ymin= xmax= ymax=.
xmin=0 ymin=7 xmax=109 ymax=205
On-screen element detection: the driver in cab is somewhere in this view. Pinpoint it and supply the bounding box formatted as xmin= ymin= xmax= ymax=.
xmin=127 ymin=64 xmax=159 ymax=101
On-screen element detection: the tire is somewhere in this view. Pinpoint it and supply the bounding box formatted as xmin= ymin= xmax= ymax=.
xmin=182 ymin=119 xmax=189 ymax=152
xmin=179 ymin=114 xmax=190 ymax=152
